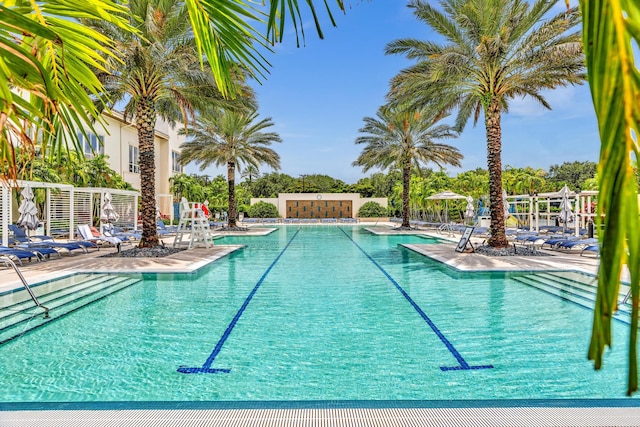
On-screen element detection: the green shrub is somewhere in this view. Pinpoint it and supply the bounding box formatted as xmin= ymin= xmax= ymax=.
xmin=247 ymin=201 xmax=279 ymax=218
xmin=357 ymin=201 xmax=387 ymax=218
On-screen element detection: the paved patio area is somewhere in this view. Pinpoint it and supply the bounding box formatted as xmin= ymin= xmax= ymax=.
xmin=1 ymin=223 xmax=637 ymax=426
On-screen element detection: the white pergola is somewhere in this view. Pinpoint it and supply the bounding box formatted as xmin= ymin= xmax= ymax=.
xmin=505 ymin=190 xmax=598 ymax=235
xmin=1 ymin=181 xmax=139 ymax=247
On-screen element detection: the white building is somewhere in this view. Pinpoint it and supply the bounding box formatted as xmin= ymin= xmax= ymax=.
xmin=78 ymin=111 xmax=185 ymax=219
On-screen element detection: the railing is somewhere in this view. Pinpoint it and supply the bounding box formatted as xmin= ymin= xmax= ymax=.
xmin=1 ymin=256 xmax=49 ymax=318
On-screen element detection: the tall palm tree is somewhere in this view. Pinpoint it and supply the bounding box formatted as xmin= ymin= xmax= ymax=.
xmin=353 ymin=105 xmax=463 ymax=229
xmin=1 ymin=0 xmax=344 ymax=187
xmin=179 ymin=109 xmax=282 ymax=228
xmin=386 ymin=0 xmax=585 ymax=247
xmin=241 ymin=165 xmax=261 ymax=185
xmin=84 ymin=0 xmax=248 ymax=247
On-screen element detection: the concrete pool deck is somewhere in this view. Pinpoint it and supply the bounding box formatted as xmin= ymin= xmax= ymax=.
xmin=1 ymin=223 xmax=638 ymax=426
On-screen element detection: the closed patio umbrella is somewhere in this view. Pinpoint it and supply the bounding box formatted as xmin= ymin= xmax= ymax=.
xmin=464 ymin=196 xmax=475 ymax=224
xmin=558 ymin=185 xmax=574 ymax=231
xmin=100 ymin=192 xmax=119 ymax=230
xmin=16 ymin=185 xmax=40 ymax=231
xmin=502 ymin=189 xmax=511 ymax=220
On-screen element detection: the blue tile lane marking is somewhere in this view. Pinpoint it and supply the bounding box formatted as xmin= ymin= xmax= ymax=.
xmin=177 ymin=228 xmax=301 ymax=374
xmin=337 ymin=227 xmax=493 ymax=372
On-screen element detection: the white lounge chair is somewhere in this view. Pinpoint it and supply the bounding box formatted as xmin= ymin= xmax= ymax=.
xmin=77 ymin=224 xmax=122 ymax=249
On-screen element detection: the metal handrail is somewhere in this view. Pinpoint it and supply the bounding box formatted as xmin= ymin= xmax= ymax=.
xmin=622 ymin=289 xmax=632 ymax=305
xmin=1 ymin=256 xmax=49 ymax=318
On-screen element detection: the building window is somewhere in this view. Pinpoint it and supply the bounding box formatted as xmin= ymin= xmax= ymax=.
xmin=172 ymin=151 xmax=183 ymax=173
xmin=129 ymin=145 xmax=140 ymax=173
xmin=77 ymin=131 xmax=104 ymax=157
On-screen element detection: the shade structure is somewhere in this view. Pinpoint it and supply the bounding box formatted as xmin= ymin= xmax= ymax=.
xmin=427 ymin=191 xmax=467 ymax=223
xmin=558 ymin=184 xmax=574 ymax=231
xmin=464 ymin=196 xmax=475 ymax=222
xmin=100 ymin=192 xmax=119 ymax=224
xmin=502 ymin=189 xmax=511 ymax=219
xmin=16 ymin=185 xmax=40 ymax=230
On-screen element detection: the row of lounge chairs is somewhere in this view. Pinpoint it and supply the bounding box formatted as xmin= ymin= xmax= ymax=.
xmin=1 ymin=224 xmax=129 ymax=267
xmin=241 ymin=218 xmax=358 ymax=224
xmin=391 ymin=218 xmax=601 ymax=258
xmin=513 ymin=232 xmax=599 ymax=256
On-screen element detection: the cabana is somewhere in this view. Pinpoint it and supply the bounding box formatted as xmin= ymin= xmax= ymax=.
xmin=2 ymin=180 xmax=74 ymax=247
xmin=72 ymin=187 xmax=139 ymax=233
xmin=1 ymin=181 xmax=139 ymax=247
xmin=506 ymin=189 xmax=598 ymax=235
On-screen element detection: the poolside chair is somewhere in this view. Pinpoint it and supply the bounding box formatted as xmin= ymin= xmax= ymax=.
xmin=539 ymin=235 xmax=580 ymax=250
xmin=556 ymin=238 xmax=599 ymax=252
xmin=11 ymin=244 xmax=61 ymax=259
xmin=0 ymin=246 xmax=43 ymax=265
xmin=157 ymin=220 xmax=177 ymax=236
xmin=9 ymin=224 xmax=92 ymax=254
xmin=581 ymin=244 xmax=600 ymax=257
xmin=77 ymin=224 xmax=122 ymax=249
xmin=104 ymin=223 xmax=141 ymax=241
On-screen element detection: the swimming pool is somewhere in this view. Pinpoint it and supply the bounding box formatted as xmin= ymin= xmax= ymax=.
xmin=0 ymin=225 xmax=635 ymax=406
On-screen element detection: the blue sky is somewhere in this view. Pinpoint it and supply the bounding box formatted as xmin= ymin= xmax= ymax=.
xmin=185 ymin=0 xmax=600 ymax=184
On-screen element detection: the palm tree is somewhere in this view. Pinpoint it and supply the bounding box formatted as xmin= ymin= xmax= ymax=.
xmin=353 ymin=105 xmax=463 ymax=229
xmin=84 ymin=0 xmax=249 ymax=247
xmin=241 ymin=165 xmax=261 ymax=185
xmin=1 ymin=0 xmax=134 ymax=183
xmin=580 ymin=0 xmax=640 ymax=395
xmin=179 ymin=109 xmax=282 ymax=228
xmin=386 ymin=0 xmax=585 ymax=247
xmin=1 ymin=0 xmax=343 ymax=191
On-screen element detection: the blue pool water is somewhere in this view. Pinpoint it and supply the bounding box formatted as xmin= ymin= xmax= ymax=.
xmin=0 ymin=226 xmax=635 ymax=404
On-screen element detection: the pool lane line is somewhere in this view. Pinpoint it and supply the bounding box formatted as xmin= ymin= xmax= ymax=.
xmin=337 ymin=227 xmax=493 ymax=372
xmin=177 ymin=228 xmax=301 ymax=374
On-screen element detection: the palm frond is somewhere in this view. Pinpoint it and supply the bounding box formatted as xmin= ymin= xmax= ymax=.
xmin=581 ymin=0 xmax=640 ymax=396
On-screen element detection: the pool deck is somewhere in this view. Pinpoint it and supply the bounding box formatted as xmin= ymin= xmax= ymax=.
xmin=2 ymin=223 xmax=638 ymax=426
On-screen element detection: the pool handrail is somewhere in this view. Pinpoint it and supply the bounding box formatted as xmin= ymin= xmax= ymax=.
xmin=1 ymin=256 xmax=49 ymax=318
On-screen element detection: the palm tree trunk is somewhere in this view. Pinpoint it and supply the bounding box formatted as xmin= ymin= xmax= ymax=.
xmin=402 ymin=156 xmax=411 ymax=228
xmin=136 ymin=97 xmax=159 ymax=248
xmin=485 ymin=99 xmax=509 ymax=248
xmin=227 ymin=161 xmax=236 ymax=228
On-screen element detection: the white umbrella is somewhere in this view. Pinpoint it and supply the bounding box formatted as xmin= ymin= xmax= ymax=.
xmin=100 ymin=192 xmax=119 ymax=224
xmin=16 ymin=185 xmax=40 ymax=231
xmin=558 ymin=184 xmax=574 ymax=231
xmin=502 ymin=189 xmax=511 ymax=219
xmin=427 ymin=191 xmax=467 ymax=223
xmin=464 ymin=196 xmax=475 ymax=223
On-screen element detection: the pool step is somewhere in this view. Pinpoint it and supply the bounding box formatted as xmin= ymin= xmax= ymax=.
xmin=512 ymin=271 xmax=632 ymax=324
xmin=0 ymin=274 xmax=141 ymax=345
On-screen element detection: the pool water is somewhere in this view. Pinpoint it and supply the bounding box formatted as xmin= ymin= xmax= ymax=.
xmin=0 ymin=226 xmax=634 ymax=403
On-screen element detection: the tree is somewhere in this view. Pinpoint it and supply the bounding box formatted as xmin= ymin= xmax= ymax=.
xmin=179 ymin=109 xmax=282 ymax=228
xmin=353 ymin=105 xmax=462 ymax=229
xmin=503 ymin=166 xmax=548 ymax=195
xmin=293 ymin=174 xmax=348 ymax=193
xmin=84 ymin=0 xmax=239 ymax=247
xmin=454 ymin=168 xmax=489 ymax=202
xmin=357 ymin=201 xmax=388 ymax=218
xmin=1 ymin=0 xmax=134 ymax=183
xmin=241 ymin=165 xmax=261 ymax=185
xmin=170 ymin=174 xmax=206 ymax=202
xmin=251 ymin=173 xmax=296 ymax=198
xmin=247 ymin=201 xmax=279 ymax=218
xmin=547 ymin=161 xmax=597 ymax=190
xmin=387 ymin=0 xmax=585 ymax=247
xmin=579 ymin=0 xmax=640 ymax=395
